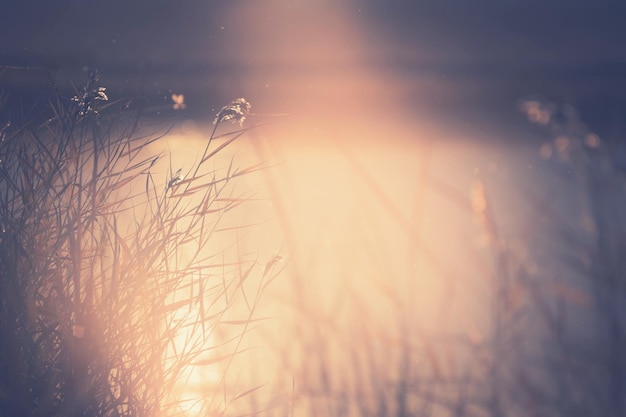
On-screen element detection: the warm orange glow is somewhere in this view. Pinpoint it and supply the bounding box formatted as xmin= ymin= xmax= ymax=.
xmin=150 ymin=111 xmax=502 ymax=415
xmin=2 ymin=1 xmax=619 ymax=416
xmin=144 ymin=2 xmax=516 ymax=416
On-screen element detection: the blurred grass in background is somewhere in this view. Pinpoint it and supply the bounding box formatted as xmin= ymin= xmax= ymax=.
xmin=1 ymin=58 xmax=625 ymax=417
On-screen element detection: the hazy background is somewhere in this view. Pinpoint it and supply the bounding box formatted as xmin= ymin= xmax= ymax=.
xmin=2 ymin=2 xmax=626 ymax=416
xmin=2 ymin=0 xmax=626 ymax=136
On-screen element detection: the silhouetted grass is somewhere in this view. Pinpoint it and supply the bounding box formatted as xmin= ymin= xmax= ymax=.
xmin=0 ymin=71 xmax=273 ymax=417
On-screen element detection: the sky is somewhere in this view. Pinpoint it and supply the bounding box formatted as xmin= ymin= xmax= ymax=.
xmin=1 ymin=0 xmax=626 ymax=136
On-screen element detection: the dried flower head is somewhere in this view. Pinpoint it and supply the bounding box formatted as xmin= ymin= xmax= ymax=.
xmin=519 ymin=100 xmax=554 ymax=125
xmin=71 ymin=69 xmax=108 ymax=117
xmin=167 ymin=168 xmax=184 ymax=189
xmin=171 ymin=93 xmax=186 ymax=110
xmin=584 ymin=133 xmax=601 ymax=149
xmin=471 ymin=180 xmax=487 ymax=215
xmin=213 ymin=98 xmax=251 ymax=126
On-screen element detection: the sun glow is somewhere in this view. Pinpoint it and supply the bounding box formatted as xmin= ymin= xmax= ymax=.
xmin=0 ymin=0 xmax=619 ymax=414
xmin=153 ymin=106 xmax=504 ymax=415
xmin=102 ymin=2 xmax=584 ymax=416
xmin=154 ymin=2 xmax=494 ymax=416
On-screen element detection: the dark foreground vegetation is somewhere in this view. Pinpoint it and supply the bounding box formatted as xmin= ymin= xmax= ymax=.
xmin=0 ymin=70 xmax=276 ymax=417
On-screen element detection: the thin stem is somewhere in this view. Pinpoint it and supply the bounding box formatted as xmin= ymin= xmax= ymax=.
xmin=192 ymin=121 xmax=220 ymax=180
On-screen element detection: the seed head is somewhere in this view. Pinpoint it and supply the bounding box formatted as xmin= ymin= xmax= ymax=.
xmin=167 ymin=168 xmax=184 ymax=189
xmin=213 ymin=98 xmax=251 ymax=126
xmin=71 ymin=69 xmax=108 ymax=117
xmin=171 ymin=93 xmax=186 ymax=110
